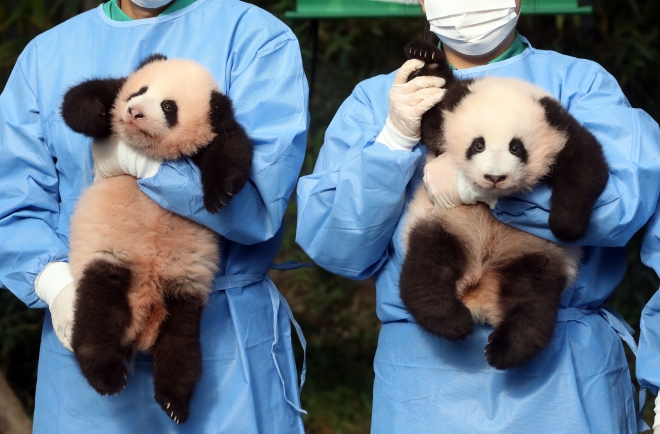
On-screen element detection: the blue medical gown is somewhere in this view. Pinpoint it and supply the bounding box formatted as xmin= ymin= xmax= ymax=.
xmin=638 ymin=209 xmax=660 ymax=402
xmin=0 ymin=1 xmax=308 ymax=433
xmin=297 ymin=38 xmax=660 ymax=433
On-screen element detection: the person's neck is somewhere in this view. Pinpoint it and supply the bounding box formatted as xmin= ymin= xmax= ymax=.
xmin=442 ymin=30 xmax=516 ymax=70
xmin=118 ymin=0 xmax=173 ymax=19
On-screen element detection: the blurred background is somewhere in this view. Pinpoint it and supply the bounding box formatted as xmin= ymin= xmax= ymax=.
xmin=1 ymin=0 xmax=659 ymax=432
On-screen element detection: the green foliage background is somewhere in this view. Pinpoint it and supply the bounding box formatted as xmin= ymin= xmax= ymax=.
xmin=0 ymin=0 xmax=659 ymax=432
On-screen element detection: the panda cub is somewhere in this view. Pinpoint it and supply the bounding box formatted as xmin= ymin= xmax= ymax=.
xmin=61 ymin=54 xmax=252 ymax=423
xmin=399 ymin=40 xmax=609 ymax=370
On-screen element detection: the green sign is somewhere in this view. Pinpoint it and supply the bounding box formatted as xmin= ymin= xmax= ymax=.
xmin=285 ymin=0 xmax=592 ymax=19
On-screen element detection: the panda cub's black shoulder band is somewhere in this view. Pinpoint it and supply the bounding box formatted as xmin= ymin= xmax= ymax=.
xmin=137 ymin=53 xmax=168 ymax=70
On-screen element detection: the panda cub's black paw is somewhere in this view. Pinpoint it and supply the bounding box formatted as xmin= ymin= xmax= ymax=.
xmin=485 ymin=324 xmax=543 ymax=370
xmin=202 ymin=172 xmax=248 ymax=214
xmin=404 ymin=39 xmax=443 ymax=64
xmin=154 ymin=380 xmax=193 ymax=424
xmin=80 ymin=357 xmax=128 ymax=396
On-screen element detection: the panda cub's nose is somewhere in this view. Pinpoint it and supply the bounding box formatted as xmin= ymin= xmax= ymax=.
xmin=127 ymin=106 xmax=145 ymax=120
xmin=484 ymin=174 xmax=507 ymax=185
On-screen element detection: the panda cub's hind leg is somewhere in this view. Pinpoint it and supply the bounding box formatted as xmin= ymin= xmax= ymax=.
xmin=151 ymin=281 xmax=205 ymax=424
xmin=485 ymin=252 xmax=567 ymax=370
xmin=400 ymin=219 xmax=475 ymax=341
xmin=71 ymin=258 xmax=133 ymax=395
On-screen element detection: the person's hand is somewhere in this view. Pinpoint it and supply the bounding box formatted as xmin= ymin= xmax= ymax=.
xmin=92 ymin=135 xmax=162 ymax=180
xmin=423 ymin=153 xmax=499 ymax=210
xmin=34 ymin=262 xmax=76 ymax=351
xmin=49 ymin=283 xmax=76 ymax=351
xmin=654 ymin=394 xmax=660 ymax=434
xmin=376 ymin=59 xmax=446 ymax=151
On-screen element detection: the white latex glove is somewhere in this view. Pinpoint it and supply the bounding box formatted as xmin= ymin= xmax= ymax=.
xmin=376 ymin=59 xmax=447 ymax=151
xmin=35 ymin=262 xmax=76 ymax=351
xmin=92 ymin=135 xmax=162 ymax=181
xmin=654 ymin=394 xmax=660 ymax=433
xmin=423 ymin=153 xmax=499 ymax=210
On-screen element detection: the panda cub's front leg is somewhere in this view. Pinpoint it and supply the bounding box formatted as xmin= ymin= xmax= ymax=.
xmin=400 ymin=218 xmax=475 ymax=341
xmin=193 ymin=91 xmax=254 ymax=214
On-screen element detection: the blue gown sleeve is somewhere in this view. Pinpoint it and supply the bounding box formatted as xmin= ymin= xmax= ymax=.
xmin=138 ymin=32 xmax=308 ymax=245
xmin=637 ymin=208 xmax=660 ymax=396
xmin=0 ymin=45 xmax=65 ymax=308
xmin=296 ymin=80 xmax=422 ymax=280
xmin=494 ymin=70 xmax=660 ymax=247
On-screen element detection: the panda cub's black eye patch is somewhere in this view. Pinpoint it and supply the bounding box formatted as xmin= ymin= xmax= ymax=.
xmin=466 ymin=137 xmax=486 ymax=160
xmin=127 ymin=86 xmax=148 ymax=101
xmin=509 ymin=138 xmax=528 ymax=163
xmin=161 ymin=100 xmax=178 ymax=127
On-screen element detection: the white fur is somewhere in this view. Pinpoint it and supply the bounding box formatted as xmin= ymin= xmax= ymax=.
xmin=443 ymin=77 xmax=568 ymax=196
xmin=113 ymin=59 xmax=218 ymax=160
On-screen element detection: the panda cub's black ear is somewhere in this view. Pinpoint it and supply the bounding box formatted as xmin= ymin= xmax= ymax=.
xmin=136 ymin=53 xmax=168 ymax=70
xmin=540 ymin=96 xmax=610 ymax=242
xmin=61 ymin=77 xmax=126 ymax=138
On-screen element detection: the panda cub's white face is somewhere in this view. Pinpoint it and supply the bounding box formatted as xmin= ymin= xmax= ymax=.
xmin=442 ymin=77 xmax=569 ymax=196
xmin=112 ymin=59 xmax=219 ymax=160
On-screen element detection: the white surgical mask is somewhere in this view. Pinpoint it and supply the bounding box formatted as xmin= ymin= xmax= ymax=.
xmin=425 ymin=0 xmax=519 ymax=56
xmin=130 ymin=0 xmax=173 ymax=8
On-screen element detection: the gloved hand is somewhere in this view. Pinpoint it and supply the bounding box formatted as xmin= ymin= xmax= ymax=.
xmin=654 ymin=394 xmax=660 ymax=434
xmin=49 ymin=283 xmax=76 ymax=351
xmin=92 ymin=135 xmax=162 ymax=181
xmin=376 ymin=59 xmax=447 ymax=151
xmin=423 ymin=153 xmax=499 ymax=210
xmin=35 ymin=262 xmax=76 ymax=351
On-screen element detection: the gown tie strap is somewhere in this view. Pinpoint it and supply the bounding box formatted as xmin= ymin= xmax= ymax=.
xmin=557 ymin=305 xmax=649 ymax=432
xmin=210 ymin=261 xmax=310 ymax=414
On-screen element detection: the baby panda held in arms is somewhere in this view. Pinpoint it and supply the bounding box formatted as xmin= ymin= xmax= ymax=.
xmin=399 ymin=40 xmax=609 ymax=370
xmin=60 ymin=54 xmax=253 ymax=423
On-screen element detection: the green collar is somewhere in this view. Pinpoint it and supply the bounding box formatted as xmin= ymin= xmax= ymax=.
xmin=103 ymin=0 xmax=197 ymax=21
xmin=442 ymin=31 xmax=527 ymax=70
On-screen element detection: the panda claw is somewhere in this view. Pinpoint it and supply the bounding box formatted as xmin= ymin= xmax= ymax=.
xmin=167 ymin=403 xmax=170 ymax=410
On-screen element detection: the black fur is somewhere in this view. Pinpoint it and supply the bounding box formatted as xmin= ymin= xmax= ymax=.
xmin=161 ymin=100 xmax=178 ymax=127
xmin=61 ymin=78 xmax=126 ymax=138
xmin=137 ymin=53 xmax=168 ymax=70
xmin=466 ymin=137 xmax=485 ymax=160
xmin=70 ymin=259 xmax=133 ymax=395
xmin=486 ymin=252 xmax=567 ymax=369
xmin=399 ymin=219 xmax=475 ymax=341
xmin=191 ymin=90 xmax=253 ymax=214
xmin=127 ymin=85 xmax=148 ymax=101
xmin=403 ymin=39 xmax=473 ymax=156
xmin=152 ymin=283 xmax=205 ymax=424
xmin=539 ymin=96 xmax=610 ymax=242
xmin=509 ymin=138 xmax=528 ymax=163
